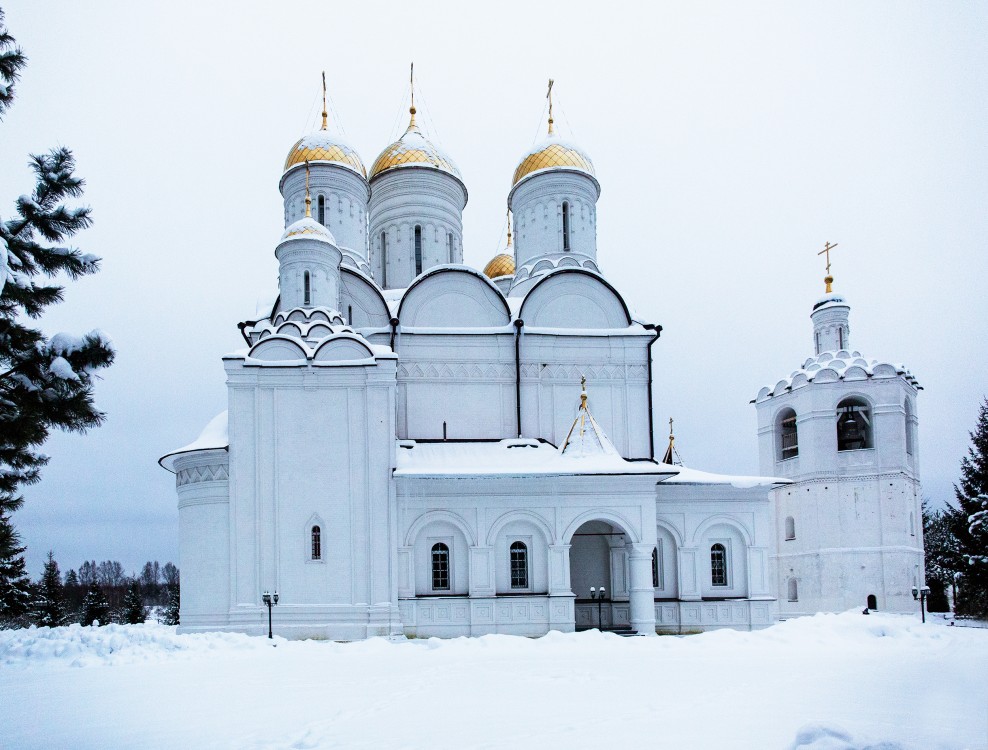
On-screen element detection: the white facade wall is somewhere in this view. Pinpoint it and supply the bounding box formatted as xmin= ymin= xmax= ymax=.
xmin=280 ymin=164 xmax=369 ymax=258
xmin=368 ymin=169 xmax=467 ymax=289
xmin=275 ymin=238 xmax=342 ymax=312
xmin=509 ymin=170 xmax=599 ymax=268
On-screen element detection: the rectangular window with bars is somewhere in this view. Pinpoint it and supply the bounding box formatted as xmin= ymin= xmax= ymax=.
xmin=711 ymin=543 xmax=728 ymax=587
xmin=431 ymin=543 xmax=450 ymax=591
xmin=510 ymin=542 xmax=528 ymax=589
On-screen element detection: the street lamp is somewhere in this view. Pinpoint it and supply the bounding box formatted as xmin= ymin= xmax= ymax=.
xmin=590 ymin=586 xmax=607 ymax=631
xmin=911 ymin=585 xmax=930 ymax=623
xmin=262 ymin=590 xmax=280 ymax=638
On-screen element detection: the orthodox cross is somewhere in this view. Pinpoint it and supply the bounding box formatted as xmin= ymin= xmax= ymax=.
xmin=669 ymin=417 xmax=674 ymax=438
xmin=547 ymin=79 xmax=555 ymax=135
xmin=818 ymin=241 xmax=838 ymax=293
xmin=321 ymin=70 xmax=328 ymax=129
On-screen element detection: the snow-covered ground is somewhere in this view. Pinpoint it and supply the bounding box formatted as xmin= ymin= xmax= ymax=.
xmin=1 ymin=612 xmax=985 ymax=750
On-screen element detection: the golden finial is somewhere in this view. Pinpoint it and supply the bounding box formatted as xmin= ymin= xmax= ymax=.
xmin=579 ymin=375 xmax=587 ymax=409
xmin=304 ymin=161 xmax=312 ymax=218
xmin=506 ymin=209 xmax=513 ymax=248
xmin=818 ymin=241 xmax=838 ymax=293
xmin=546 ymin=79 xmax=555 ymax=135
xmin=320 ymin=71 xmax=328 ymax=130
xmin=662 ymin=417 xmax=678 ymax=465
xmin=407 ymin=62 xmax=418 ymax=131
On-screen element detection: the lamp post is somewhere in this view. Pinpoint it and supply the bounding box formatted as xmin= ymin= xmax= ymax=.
xmin=590 ymin=586 xmax=607 ymax=631
xmin=911 ymin=585 xmax=930 ymax=623
xmin=262 ymin=590 xmax=280 ymax=638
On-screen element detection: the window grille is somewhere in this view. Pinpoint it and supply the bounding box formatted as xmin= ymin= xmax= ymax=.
xmin=414 ymin=225 xmax=423 ymax=276
xmin=311 ymin=526 xmax=321 ymax=560
xmin=710 ymin=543 xmax=727 ymax=586
xmin=562 ymin=202 xmax=570 ymax=251
xmin=779 ymin=410 xmax=798 ymax=460
xmin=317 ymin=195 xmax=325 ymax=225
xmin=431 ymin=543 xmax=450 ymax=591
xmin=303 ymin=271 xmax=311 ymax=306
xmin=510 ymin=541 xmax=528 ymax=589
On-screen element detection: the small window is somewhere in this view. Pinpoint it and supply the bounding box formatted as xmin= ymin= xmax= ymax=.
xmin=788 ymin=578 xmax=798 ymax=602
xmin=815 ymin=331 xmax=821 ymax=355
xmin=311 ymin=526 xmax=321 ymax=560
xmin=867 ymin=594 xmax=877 ymax=610
xmin=562 ymin=201 xmax=570 ymax=251
xmin=447 ymin=232 xmax=454 ymax=262
xmin=431 ymin=542 xmax=450 ymax=591
xmin=710 ymin=543 xmax=727 ymax=587
xmin=778 ymin=408 xmax=798 ymax=460
xmin=837 ymin=397 xmax=872 ymax=451
xmin=785 ymin=516 xmax=796 ymax=541
xmin=317 ymin=195 xmax=325 ymax=225
xmin=510 ymin=541 xmax=528 ymax=589
xmin=909 ymin=511 xmax=915 ymax=536
xmin=838 ymin=326 xmax=844 ymax=350
xmin=303 ymin=271 xmax=311 ymax=306
xmin=414 ymin=225 xmax=423 ymax=276
xmin=380 ymin=232 xmax=388 ymax=288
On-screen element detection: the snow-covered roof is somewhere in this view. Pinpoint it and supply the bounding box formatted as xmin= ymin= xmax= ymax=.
xmin=280 ymin=216 xmax=337 ymax=245
xmin=756 ymin=349 xmax=921 ymax=402
xmin=159 ymin=411 xmax=228 ymax=471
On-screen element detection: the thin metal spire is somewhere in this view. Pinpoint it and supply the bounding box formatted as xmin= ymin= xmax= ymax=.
xmin=547 ymin=78 xmax=555 ymax=135
xmin=321 ymin=71 xmax=328 ymax=130
xmin=304 ymin=161 xmax=312 ymax=218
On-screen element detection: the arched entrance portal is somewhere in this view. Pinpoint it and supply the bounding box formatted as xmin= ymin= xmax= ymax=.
xmin=569 ymin=520 xmax=632 ymax=632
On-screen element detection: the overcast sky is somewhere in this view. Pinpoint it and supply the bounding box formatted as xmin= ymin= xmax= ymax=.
xmin=2 ymin=1 xmax=986 ymax=576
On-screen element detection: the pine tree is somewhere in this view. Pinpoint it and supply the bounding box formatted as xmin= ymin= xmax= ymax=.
xmin=163 ymin=584 xmax=180 ymax=626
xmin=122 ymin=579 xmax=145 ymax=625
xmin=953 ymin=398 xmax=988 ymax=617
xmin=0 ymin=517 xmax=30 ymax=626
xmin=80 ymin=581 xmax=109 ymax=626
xmin=32 ymin=550 xmax=65 ymax=627
xmin=0 ymin=10 xmax=114 ymax=619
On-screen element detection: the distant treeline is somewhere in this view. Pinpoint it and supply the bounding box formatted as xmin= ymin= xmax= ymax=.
xmin=3 ymin=553 xmax=180 ymax=629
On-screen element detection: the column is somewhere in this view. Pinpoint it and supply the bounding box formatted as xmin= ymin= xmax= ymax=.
xmin=629 ymin=543 xmax=657 ymax=636
xmin=548 ymin=543 xmax=575 ymax=632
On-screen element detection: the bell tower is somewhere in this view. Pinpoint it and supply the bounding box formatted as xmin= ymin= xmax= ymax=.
xmin=753 ymin=246 xmax=924 ymax=616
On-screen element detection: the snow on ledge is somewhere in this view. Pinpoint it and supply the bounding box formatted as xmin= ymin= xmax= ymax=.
xmin=159 ymin=411 xmax=228 ymax=471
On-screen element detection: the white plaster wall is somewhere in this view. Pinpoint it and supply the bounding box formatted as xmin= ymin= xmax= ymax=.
xmin=509 ymin=170 xmax=599 ymax=267
xmin=368 ymin=169 xmax=466 ymax=289
xmin=281 ymin=164 xmax=369 ymax=258
xmin=275 ymin=240 xmax=343 ymax=312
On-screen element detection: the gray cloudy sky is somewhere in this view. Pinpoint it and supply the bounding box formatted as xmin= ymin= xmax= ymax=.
xmin=2 ymin=1 xmax=986 ymax=576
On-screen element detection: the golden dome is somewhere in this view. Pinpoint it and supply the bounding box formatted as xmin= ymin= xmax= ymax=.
xmin=284 ymin=130 xmax=367 ymax=178
xmin=369 ymin=110 xmax=461 ymax=181
xmin=281 ymin=216 xmax=336 ymax=244
xmin=512 ymin=136 xmax=595 ymax=187
xmin=484 ymin=253 xmax=515 ymax=279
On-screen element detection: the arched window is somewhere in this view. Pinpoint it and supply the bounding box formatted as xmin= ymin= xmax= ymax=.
xmin=867 ymin=594 xmax=878 ymax=610
xmin=652 ymin=547 xmax=659 ymax=588
xmin=317 ymin=194 xmax=325 ymax=225
xmin=562 ymin=201 xmax=570 ymax=251
xmin=447 ymin=232 xmax=454 ymax=262
xmin=510 ymin=541 xmax=528 ymax=589
xmin=837 ymin=397 xmax=872 ymax=451
xmin=380 ymin=232 xmax=388 ymax=288
xmin=785 ymin=516 xmax=796 ymax=541
xmin=311 ymin=525 xmax=321 ymax=560
xmin=838 ymin=326 xmax=844 ymax=350
xmin=414 ymin=225 xmax=423 ymax=276
xmin=778 ymin=408 xmax=798 ymax=460
xmin=904 ymin=399 xmax=915 ymax=456
xmin=787 ymin=578 xmax=798 ymax=602
xmin=303 ymin=271 xmax=311 ymax=306
xmin=710 ymin=543 xmax=727 ymax=587
xmin=431 ymin=542 xmax=450 ymax=591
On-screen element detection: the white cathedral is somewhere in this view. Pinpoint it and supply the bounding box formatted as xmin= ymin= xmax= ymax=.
xmin=160 ymin=80 xmax=925 ymax=639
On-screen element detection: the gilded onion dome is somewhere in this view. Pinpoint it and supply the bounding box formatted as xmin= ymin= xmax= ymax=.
xmin=284 ymin=74 xmax=367 ymax=178
xmin=484 ymin=254 xmax=515 ymax=279
xmin=281 ymin=216 xmax=336 ymax=244
xmin=369 ymin=106 xmax=461 ymax=181
xmin=512 ymin=134 xmax=595 ymax=187
xmin=284 ymin=130 xmax=367 ymax=178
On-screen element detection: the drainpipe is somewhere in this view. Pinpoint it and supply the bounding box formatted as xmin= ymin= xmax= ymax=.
xmin=643 ymin=323 xmax=663 ymax=461
xmin=389 ymin=317 xmax=399 ymax=352
xmin=514 ymin=318 xmax=524 ymax=438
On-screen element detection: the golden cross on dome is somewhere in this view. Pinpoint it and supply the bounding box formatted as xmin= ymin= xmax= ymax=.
xmin=669 ymin=416 xmax=674 ymax=438
xmin=408 ymin=62 xmax=417 ymax=129
xmin=321 ymin=71 xmax=328 ymax=130
xmin=547 ymin=79 xmax=555 ymax=135
xmin=818 ymin=241 xmax=838 ymax=293
xmin=506 ymin=209 xmax=513 ymax=248
xmin=304 ymin=161 xmax=312 ymax=218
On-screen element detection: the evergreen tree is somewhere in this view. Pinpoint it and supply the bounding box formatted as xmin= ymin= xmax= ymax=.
xmin=139 ymin=561 xmax=160 ymax=604
xmin=0 ymin=10 xmax=114 ymax=618
xmin=163 ymin=584 xmax=179 ymax=626
xmin=32 ymin=549 xmax=65 ymax=627
xmin=122 ymin=579 xmax=145 ymax=625
xmin=0 ymin=517 xmax=30 ymax=626
xmin=62 ymin=568 xmax=83 ymax=615
xmin=953 ymin=398 xmax=988 ymax=617
xmin=80 ymin=581 xmax=109 ymax=626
